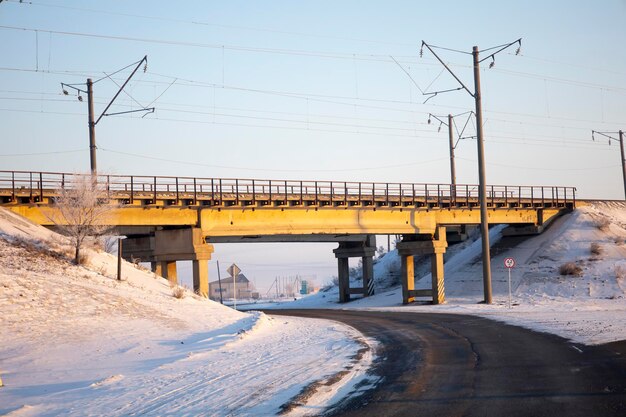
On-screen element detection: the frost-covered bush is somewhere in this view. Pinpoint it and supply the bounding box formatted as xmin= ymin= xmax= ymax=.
xmin=594 ymin=217 xmax=611 ymax=232
xmin=559 ymin=262 xmax=583 ymax=277
xmin=590 ymin=242 xmax=603 ymax=256
xmin=172 ymin=286 xmax=186 ymax=299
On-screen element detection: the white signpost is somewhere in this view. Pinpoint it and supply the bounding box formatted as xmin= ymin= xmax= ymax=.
xmin=504 ymin=257 xmax=516 ymax=309
xmin=227 ymin=263 xmax=241 ymax=310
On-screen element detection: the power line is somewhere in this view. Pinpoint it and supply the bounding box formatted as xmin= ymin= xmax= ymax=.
xmin=4 ymin=0 xmax=417 ymax=48
xmin=3 ymin=65 xmax=626 ymax=129
xmin=0 ymin=106 xmax=616 ymax=149
xmin=456 ymin=156 xmax=621 ymax=172
xmin=99 ymin=147 xmax=449 ymax=173
xmin=11 ymin=0 xmax=624 ymax=79
xmin=0 ymin=149 xmax=86 ymax=157
xmin=1 ymin=86 xmax=620 ymax=136
xmin=0 ymin=25 xmax=423 ymax=64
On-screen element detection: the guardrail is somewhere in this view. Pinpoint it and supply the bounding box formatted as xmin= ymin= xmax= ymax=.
xmin=0 ymin=170 xmax=576 ymax=209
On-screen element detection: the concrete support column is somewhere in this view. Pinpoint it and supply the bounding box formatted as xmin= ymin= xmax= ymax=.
xmin=431 ymin=251 xmax=445 ymax=304
xmin=397 ymin=227 xmax=447 ymax=305
xmin=337 ymin=257 xmax=350 ymax=303
xmin=362 ymin=255 xmax=374 ymax=296
xmin=192 ymin=259 xmax=209 ymax=297
xmin=401 ymin=254 xmax=415 ymax=304
xmin=333 ymin=235 xmax=376 ymax=303
xmin=162 ymin=261 xmax=177 ymax=286
xmin=151 ymin=261 xmax=164 ymax=277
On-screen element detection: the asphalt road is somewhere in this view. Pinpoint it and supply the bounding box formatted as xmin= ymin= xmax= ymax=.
xmin=267 ymin=310 xmax=626 ymax=417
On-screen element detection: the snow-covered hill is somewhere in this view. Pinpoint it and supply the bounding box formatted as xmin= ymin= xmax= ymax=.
xmin=0 ymin=208 xmax=374 ymax=417
xmin=267 ymin=202 xmax=626 ymax=345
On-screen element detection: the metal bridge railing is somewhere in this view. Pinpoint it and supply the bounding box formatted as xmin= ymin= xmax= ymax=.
xmin=0 ymin=170 xmax=577 ymax=208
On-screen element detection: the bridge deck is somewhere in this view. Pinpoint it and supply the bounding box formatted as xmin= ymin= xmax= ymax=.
xmin=0 ymin=171 xmax=576 ymax=210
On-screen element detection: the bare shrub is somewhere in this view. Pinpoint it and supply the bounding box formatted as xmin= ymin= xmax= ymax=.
xmin=614 ymin=236 xmax=625 ymax=246
xmin=77 ymin=252 xmax=90 ymax=265
xmin=594 ymin=217 xmax=611 ymax=232
xmin=616 ymin=265 xmax=625 ymax=282
xmin=172 ymin=286 xmax=186 ymax=299
xmin=559 ymin=262 xmax=583 ymax=277
xmin=48 ymin=175 xmax=115 ymax=265
xmin=590 ymin=242 xmax=603 ymax=256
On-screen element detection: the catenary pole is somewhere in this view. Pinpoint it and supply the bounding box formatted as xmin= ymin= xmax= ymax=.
xmin=473 ymin=46 xmax=493 ymax=304
xmin=619 ymin=130 xmax=626 ymax=200
xmin=448 ymin=114 xmax=456 ymax=186
xmin=87 ymin=78 xmax=96 ymax=174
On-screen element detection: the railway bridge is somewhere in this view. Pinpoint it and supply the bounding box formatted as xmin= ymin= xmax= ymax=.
xmin=0 ymin=171 xmax=576 ymax=304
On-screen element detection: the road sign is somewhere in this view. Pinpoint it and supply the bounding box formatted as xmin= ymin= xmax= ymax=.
xmin=504 ymin=257 xmax=516 ymax=269
xmin=227 ymin=263 xmax=241 ymax=278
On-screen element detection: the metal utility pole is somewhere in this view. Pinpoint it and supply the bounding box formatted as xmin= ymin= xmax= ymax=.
xmin=448 ymin=114 xmax=456 ymax=186
xmin=87 ymin=79 xmax=97 ymax=174
xmin=61 ymin=56 xmax=154 ymax=175
xmin=216 ymin=260 xmax=223 ymax=304
xmin=428 ymin=111 xmax=473 ymax=186
xmin=619 ymin=130 xmax=626 ymax=200
xmin=421 ymin=39 xmax=521 ymax=304
xmin=117 ymin=237 xmax=123 ymax=281
xmin=591 ymin=129 xmax=626 ymax=199
xmin=472 ymin=46 xmax=492 ymax=304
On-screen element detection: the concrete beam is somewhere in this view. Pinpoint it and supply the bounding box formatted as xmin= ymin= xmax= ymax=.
xmin=205 ymin=233 xmax=372 ymax=243
xmin=154 ymin=228 xmax=213 ymax=261
xmin=9 ymin=203 xmax=567 ymax=238
xmin=122 ymin=235 xmax=155 ymax=262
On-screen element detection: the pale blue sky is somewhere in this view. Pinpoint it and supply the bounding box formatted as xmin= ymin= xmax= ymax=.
xmin=2 ymin=1 xmax=625 ymax=292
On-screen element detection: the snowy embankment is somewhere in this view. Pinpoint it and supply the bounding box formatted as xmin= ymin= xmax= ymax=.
xmin=270 ymin=202 xmax=626 ymax=346
xmin=0 ymin=208 xmax=374 ymax=417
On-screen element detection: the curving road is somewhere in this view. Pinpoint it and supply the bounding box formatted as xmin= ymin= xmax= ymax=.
xmin=268 ymin=310 xmax=626 ymax=417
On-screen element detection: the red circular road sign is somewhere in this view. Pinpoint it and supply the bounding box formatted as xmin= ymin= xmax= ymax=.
xmin=504 ymin=257 xmax=516 ymax=268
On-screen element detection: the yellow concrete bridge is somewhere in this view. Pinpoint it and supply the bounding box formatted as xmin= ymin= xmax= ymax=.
xmin=0 ymin=171 xmax=576 ymax=304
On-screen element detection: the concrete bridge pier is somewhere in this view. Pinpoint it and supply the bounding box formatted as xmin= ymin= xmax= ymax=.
xmin=154 ymin=228 xmax=214 ymax=296
xmin=333 ymin=235 xmax=376 ymax=303
xmin=397 ymin=227 xmax=447 ymax=305
xmin=123 ymin=228 xmax=214 ymax=297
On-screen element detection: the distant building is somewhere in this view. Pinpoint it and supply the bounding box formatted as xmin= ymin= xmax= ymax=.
xmin=209 ymin=273 xmax=258 ymax=301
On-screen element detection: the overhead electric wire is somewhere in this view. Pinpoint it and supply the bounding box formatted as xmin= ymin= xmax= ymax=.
xmin=0 ymin=148 xmax=86 ymax=157
xmin=2 ymin=64 xmax=625 ymax=129
xmin=4 ymin=0 xmax=417 ymax=47
xmin=0 ymin=96 xmax=618 ymax=147
xmin=0 ymin=25 xmax=422 ymax=64
xmin=457 ymin=157 xmax=621 ymax=172
xmin=99 ymin=147 xmax=449 ymax=173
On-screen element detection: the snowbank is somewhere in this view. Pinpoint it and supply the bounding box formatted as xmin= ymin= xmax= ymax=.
xmin=0 ymin=208 xmax=373 ymax=416
xmin=270 ymin=203 xmax=626 ymax=346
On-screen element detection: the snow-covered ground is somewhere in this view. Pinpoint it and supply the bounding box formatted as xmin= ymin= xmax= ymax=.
xmin=0 ymin=208 xmax=374 ymax=417
xmin=265 ymin=202 xmax=626 ymax=346
xmin=2 ymin=202 xmax=624 ymax=416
